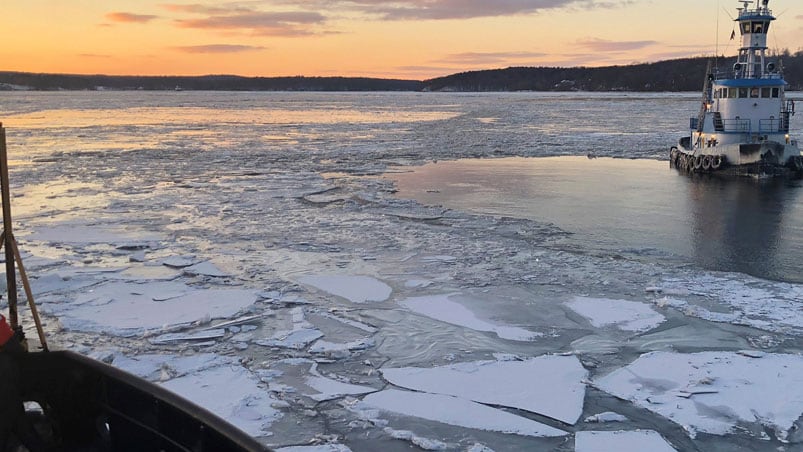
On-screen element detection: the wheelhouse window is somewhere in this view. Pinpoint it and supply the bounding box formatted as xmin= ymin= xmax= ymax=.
xmin=739 ymin=88 xmax=748 ymax=98
xmin=728 ymin=88 xmax=738 ymax=98
xmin=761 ymin=87 xmax=771 ymax=98
xmin=743 ymin=21 xmax=770 ymax=34
xmin=750 ymin=87 xmax=760 ymax=98
xmin=772 ymin=87 xmax=780 ymax=98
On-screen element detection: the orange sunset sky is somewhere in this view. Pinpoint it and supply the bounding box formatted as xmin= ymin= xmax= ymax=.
xmin=3 ymin=0 xmax=803 ymax=80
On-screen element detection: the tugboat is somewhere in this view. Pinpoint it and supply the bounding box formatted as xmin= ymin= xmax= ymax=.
xmin=671 ymin=0 xmax=803 ymax=177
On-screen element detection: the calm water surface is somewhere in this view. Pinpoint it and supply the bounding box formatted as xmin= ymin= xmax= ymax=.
xmin=389 ymin=156 xmax=803 ymax=283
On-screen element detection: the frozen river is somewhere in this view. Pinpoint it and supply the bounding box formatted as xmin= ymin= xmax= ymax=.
xmin=2 ymin=91 xmax=803 ymax=451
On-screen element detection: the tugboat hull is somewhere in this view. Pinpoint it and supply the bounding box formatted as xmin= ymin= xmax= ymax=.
xmin=671 ymin=139 xmax=803 ymax=177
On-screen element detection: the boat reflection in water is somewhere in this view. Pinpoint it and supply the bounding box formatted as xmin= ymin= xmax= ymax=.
xmin=685 ymin=174 xmax=802 ymax=281
xmin=388 ymin=156 xmax=803 ymax=283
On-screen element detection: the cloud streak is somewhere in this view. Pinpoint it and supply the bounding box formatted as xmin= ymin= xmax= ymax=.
xmin=440 ymin=51 xmax=548 ymax=65
xmin=303 ymin=0 xmax=632 ymax=20
xmin=106 ymin=12 xmax=158 ymax=23
xmin=576 ymin=38 xmax=658 ymax=52
xmin=168 ymin=6 xmax=327 ymax=36
xmin=172 ymin=44 xmax=264 ymax=53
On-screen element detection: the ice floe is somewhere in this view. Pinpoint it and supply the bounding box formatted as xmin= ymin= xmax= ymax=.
xmin=276 ymin=445 xmax=352 ymax=452
xmin=358 ymin=389 xmax=567 ymax=437
xmin=383 ymin=427 xmax=450 ymax=450
xmin=255 ymin=306 xmax=325 ymax=350
xmin=266 ymin=359 xmax=374 ymax=402
xmin=183 ymin=261 xmax=230 ymax=277
xmin=595 ymin=351 xmax=803 ymax=440
xmin=41 ymin=281 xmax=257 ymax=336
xmin=399 ymin=293 xmax=541 ymax=341
xmin=149 ymin=328 xmax=226 ymax=345
xmin=298 ymin=275 xmax=392 ymax=303
xmin=583 ymin=412 xmax=629 ymax=423
xmin=654 ymin=274 xmax=803 ymax=334
xmin=575 ymin=430 xmax=676 ymax=452
xmin=381 ymin=355 xmax=587 ymax=425
xmin=257 ymin=328 xmax=324 ymax=350
xmin=308 ymin=338 xmax=375 ymax=359
xmin=565 ymin=296 xmax=665 ymax=332
xmin=25 ymin=224 xmax=162 ymax=248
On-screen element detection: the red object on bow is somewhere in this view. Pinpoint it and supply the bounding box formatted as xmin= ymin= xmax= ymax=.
xmin=0 ymin=314 xmax=13 ymax=346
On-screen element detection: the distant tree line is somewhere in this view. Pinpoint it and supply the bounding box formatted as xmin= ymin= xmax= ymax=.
xmin=0 ymin=73 xmax=424 ymax=91
xmin=3 ymin=51 xmax=803 ymax=92
xmin=424 ymin=50 xmax=803 ymax=92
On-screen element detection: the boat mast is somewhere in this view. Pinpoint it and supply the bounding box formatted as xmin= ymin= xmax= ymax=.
xmin=0 ymin=123 xmax=49 ymax=350
xmin=0 ymin=123 xmax=18 ymax=328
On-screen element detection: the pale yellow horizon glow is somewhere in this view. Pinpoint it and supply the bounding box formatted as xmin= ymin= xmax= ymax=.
xmin=2 ymin=1 xmax=802 ymax=80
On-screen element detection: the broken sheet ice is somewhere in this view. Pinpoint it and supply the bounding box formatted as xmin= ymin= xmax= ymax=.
xmin=26 ymin=224 xmax=162 ymax=247
xmin=565 ymin=296 xmax=665 ymax=332
xmin=276 ymin=445 xmax=352 ymax=452
xmin=595 ymin=351 xmax=803 ymax=440
xmin=399 ymin=293 xmax=540 ymax=341
xmin=162 ymin=256 xmax=201 ymax=268
xmin=575 ymin=431 xmax=676 ymax=452
xmin=381 ymin=355 xmax=587 ymax=425
xmin=161 ymin=363 xmax=279 ymax=437
xmin=149 ymin=329 xmax=226 ymax=345
xmin=41 ymin=281 xmax=257 ymax=336
xmin=654 ymin=274 xmax=803 ymax=335
xmin=183 ymin=261 xmax=231 ymax=277
xmin=266 ymin=360 xmax=373 ymax=402
xmin=382 ymin=428 xmax=449 ymax=450
xmin=298 ymin=275 xmax=392 ymax=303
xmin=308 ymin=338 xmax=375 ymax=359
xmin=113 ymin=353 xmax=279 ymax=437
xmin=359 ymin=389 xmax=567 ymax=437
xmin=257 ymin=329 xmax=324 ymax=350
xmin=584 ymin=412 xmax=628 ymax=423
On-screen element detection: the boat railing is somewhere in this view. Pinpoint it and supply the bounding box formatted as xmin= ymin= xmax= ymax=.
xmin=759 ymin=118 xmax=788 ymax=133
xmin=721 ymin=118 xmax=752 ymax=133
xmin=738 ymin=7 xmax=772 ymax=18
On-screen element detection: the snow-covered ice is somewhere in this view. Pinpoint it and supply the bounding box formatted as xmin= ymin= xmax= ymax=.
xmin=257 ymin=328 xmax=324 ymax=350
xmin=358 ymin=389 xmax=567 ymax=437
xmin=276 ymin=445 xmax=352 ymax=452
xmin=575 ymin=430 xmax=677 ymax=452
xmin=595 ymin=351 xmax=803 ymax=440
xmin=113 ymin=353 xmax=280 ymax=437
xmin=183 ymin=261 xmax=231 ymax=277
xmin=565 ymin=296 xmax=665 ymax=332
xmin=399 ymin=293 xmax=541 ymax=341
xmin=583 ymin=412 xmax=629 ymax=423
xmin=653 ymin=274 xmax=803 ymax=335
xmin=40 ymin=281 xmax=257 ymax=336
xmin=297 ymin=275 xmax=392 ymax=304
xmin=381 ymin=355 xmax=587 ymax=424
xmin=382 ymin=427 xmax=450 ymax=450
